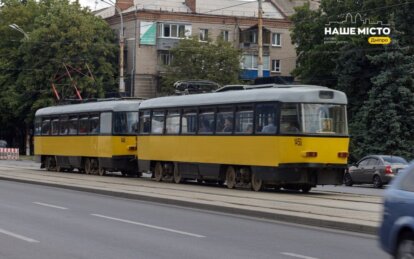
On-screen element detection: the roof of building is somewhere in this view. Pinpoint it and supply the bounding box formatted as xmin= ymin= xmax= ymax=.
xmin=96 ymin=0 xmax=285 ymax=19
xmin=139 ymin=85 xmax=347 ymax=109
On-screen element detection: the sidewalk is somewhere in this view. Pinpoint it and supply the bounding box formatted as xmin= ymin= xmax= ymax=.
xmin=0 ymin=161 xmax=382 ymax=235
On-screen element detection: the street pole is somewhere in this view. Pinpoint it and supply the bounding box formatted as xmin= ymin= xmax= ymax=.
xmin=257 ymin=0 xmax=263 ymax=78
xmin=8 ymin=23 xmax=31 ymax=156
xmin=116 ymin=5 xmax=125 ymax=95
xmin=101 ymin=0 xmax=125 ymax=95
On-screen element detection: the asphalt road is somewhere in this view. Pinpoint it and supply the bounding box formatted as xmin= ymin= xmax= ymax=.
xmin=0 ymin=180 xmax=388 ymax=259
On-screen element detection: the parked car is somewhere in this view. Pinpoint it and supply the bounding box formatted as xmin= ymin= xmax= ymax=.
xmin=344 ymin=155 xmax=408 ymax=188
xmin=379 ymin=162 xmax=414 ymax=258
xmin=0 ymin=140 xmax=7 ymax=148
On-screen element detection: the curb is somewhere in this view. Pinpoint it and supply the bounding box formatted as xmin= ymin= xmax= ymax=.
xmin=0 ymin=176 xmax=378 ymax=235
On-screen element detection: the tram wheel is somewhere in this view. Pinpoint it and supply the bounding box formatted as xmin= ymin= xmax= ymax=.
xmin=251 ymin=172 xmax=263 ymax=192
xmin=45 ymin=156 xmax=56 ymax=171
xmin=301 ymin=185 xmax=312 ymax=193
xmin=225 ymin=166 xmax=236 ymax=189
xmin=84 ymin=158 xmax=92 ymax=175
xmin=98 ymin=166 xmax=106 ymax=176
xmin=154 ymin=162 xmax=163 ymax=182
xmin=173 ymin=165 xmax=182 ymax=184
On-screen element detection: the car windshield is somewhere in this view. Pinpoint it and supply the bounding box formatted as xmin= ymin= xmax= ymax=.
xmin=382 ymin=156 xmax=408 ymax=165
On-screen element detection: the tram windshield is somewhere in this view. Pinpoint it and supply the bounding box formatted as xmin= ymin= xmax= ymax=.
xmin=280 ymin=103 xmax=347 ymax=135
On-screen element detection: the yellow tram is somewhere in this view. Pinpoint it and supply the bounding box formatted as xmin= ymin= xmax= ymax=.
xmin=137 ymin=85 xmax=349 ymax=192
xmin=34 ymin=100 xmax=141 ymax=176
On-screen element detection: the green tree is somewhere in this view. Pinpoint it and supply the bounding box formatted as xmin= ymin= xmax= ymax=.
xmin=351 ymin=45 xmax=414 ymax=159
xmin=291 ymin=0 xmax=414 ymax=160
xmin=0 ymin=0 xmax=118 ymax=151
xmin=161 ymin=37 xmax=242 ymax=94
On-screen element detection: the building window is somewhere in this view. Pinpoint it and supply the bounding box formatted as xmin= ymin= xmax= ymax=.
xmin=242 ymin=55 xmax=270 ymax=70
xmin=158 ymin=51 xmax=172 ymax=66
xmin=221 ymin=30 xmax=229 ymax=41
xmin=248 ymin=31 xmax=257 ymax=44
xmin=199 ymin=29 xmax=208 ymax=41
xmin=272 ymin=33 xmax=281 ymax=46
xmin=271 ymin=59 xmax=281 ymax=72
xmin=159 ymin=23 xmax=186 ymax=38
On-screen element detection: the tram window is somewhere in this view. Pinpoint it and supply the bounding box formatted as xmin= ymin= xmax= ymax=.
xmin=68 ymin=117 xmax=78 ymax=135
xmin=34 ymin=118 xmax=41 ymax=135
xmin=100 ymin=112 xmax=112 ymax=134
xmin=41 ymin=119 xmax=50 ymax=135
xmin=280 ymin=103 xmax=301 ymax=134
xmin=256 ymin=104 xmax=277 ymax=134
xmin=59 ymin=117 xmax=69 ymax=135
xmin=79 ymin=116 xmax=89 ymax=135
xmin=139 ymin=111 xmax=151 ymax=134
xmin=166 ymin=110 xmax=181 ymax=134
xmin=235 ymin=106 xmax=253 ymax=134
xmin=89 ymin=115 xmax=99 ymax=134
xmin=113 ymin=112 xmax=126 ymax=134
xmin=182 ymin=109 xmax=197 ymax=134
xmin=198 ymin=109 xmax=215 ymax=134
xmin=151 ymin=111 xmax=165 ymax=134
xmin=114 ymin=112 xmax=136 ymax=134
xmin=301 ymin=104 xmax=347 ymax=134
xmin=216 ymin=107 xmax=233 ymax=134
xmin=126 ymin=112 xmax=139 ymax=133
xmin=51 ymin=118 xmax=59 ymax=135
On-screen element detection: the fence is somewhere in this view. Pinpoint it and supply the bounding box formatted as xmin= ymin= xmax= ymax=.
xmin=0 ymin=148 xmax=19 ymax=160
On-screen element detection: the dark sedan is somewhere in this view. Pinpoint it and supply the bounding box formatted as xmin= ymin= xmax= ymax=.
xmin=344 ymin=155 xmax=408 ymax=188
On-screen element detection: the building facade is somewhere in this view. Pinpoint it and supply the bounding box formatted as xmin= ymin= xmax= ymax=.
xmin=96 ymin=0 xmax=309 ymax=98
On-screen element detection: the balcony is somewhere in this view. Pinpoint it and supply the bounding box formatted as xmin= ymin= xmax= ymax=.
xmin=156 ymin=38 xmax=181 ymax=50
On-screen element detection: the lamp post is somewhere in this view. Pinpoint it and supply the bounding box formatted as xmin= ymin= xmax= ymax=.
xmin=8 ymin=24 xmax=31 ymax=156
xmin=9 ymin=24 xmax=29 ymax=40
xmin=101 ymin=0 xmax=125 ymax=95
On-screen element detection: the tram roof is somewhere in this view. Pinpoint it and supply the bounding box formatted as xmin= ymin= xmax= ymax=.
xmin=139 ymin=85 xmax=347 ymax=109
xmin=35 ymin=100 xmax=142 ymax=117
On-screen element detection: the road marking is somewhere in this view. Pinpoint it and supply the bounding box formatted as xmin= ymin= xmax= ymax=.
xmin=0 ymin=228 xmax=39 ymax=243
xmin=281 ymin=252 xmax=320 ymax=259
xmin=91 ymin=214 xmax=205 ymax=238
xmin=33 ymin=202 xmax=68 ymax=210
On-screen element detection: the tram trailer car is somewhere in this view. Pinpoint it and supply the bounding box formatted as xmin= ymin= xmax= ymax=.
xmin=137 ymin=85 xmax=349 ymax=192
xmin=34 ymin=100 xmax=141 ymax=176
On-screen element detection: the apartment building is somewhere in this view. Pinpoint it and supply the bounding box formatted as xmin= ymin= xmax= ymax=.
xmin=95 ymin=0 xmax=308 ymax=98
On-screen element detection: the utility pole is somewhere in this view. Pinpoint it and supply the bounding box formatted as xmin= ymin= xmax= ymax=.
xmin=117 ymin=5 xmax=125 ymax=95
xmin=101 ymin=0 xmax=125 ymax=95
xmin=257 ymin=0 xmax=263 ymax=78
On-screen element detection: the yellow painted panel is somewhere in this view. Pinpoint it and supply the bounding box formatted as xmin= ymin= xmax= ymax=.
xmin=137 ymin=136 xmax=349 ymax=167
xmin=34 ymin=136 xmax=137 ymax=158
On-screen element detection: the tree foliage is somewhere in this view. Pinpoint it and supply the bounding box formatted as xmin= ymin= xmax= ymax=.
xmin=161 ymin=38 xmax=242 ymax=94
xmin=0 ymin=0 xmax=118 ymax=148
xmin=291 ymin=0 xmax=414 ymax=160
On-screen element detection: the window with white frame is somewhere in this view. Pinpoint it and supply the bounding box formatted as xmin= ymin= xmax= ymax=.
xmin=158 ymin=23 xmax=186 ymax=38
xmin=242 ymin=55 xmax=270 ymax=70
xmin=271 ymin=59 xmax=281 ymax=72
xmin=158 ymin=51 xmax=172 ymax=66
xmin=272 ymin=33 xmax=281 ymax=46
xmin=199 ymin=29 xmax=208 ymax=41
xmin=221 ymin=30 xmax=229 ymax=41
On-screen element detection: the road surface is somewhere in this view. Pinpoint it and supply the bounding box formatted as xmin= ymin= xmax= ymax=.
xmin=0 ymin=180 xmax=388 ymax=259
